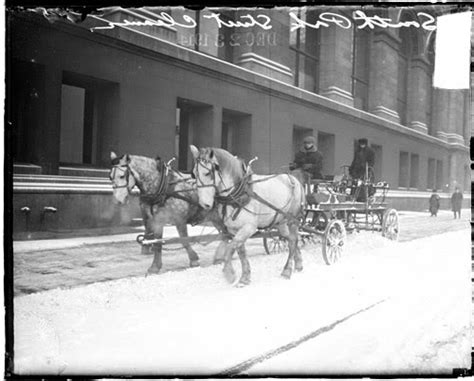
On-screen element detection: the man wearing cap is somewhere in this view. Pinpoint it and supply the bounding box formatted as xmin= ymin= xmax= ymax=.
xmin=293 ymin=135 xmax=323 ymax=180
xmin=349 ymin=138 xmax=375 ymax=180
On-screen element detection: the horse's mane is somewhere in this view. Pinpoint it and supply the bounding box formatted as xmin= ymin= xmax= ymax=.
xmin=129 ymin=155 xmax=159 ymax=174
xmin=209 ymin=148 xmax=246 ymax=182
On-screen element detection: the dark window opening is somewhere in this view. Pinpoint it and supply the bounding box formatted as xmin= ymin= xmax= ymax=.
xmin=352 ymin=27 xmax=370 ymax=111
xmin=9 ymin=60 xmax=45 ymax=165
xmin=290 ymin=9 xmax=320 ymax=93
xmin=61 ymin=71 xmax=119 ymax=167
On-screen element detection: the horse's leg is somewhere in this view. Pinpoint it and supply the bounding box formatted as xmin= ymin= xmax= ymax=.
xmin=176 ymin=223 xmax=200 ymax=268
xmin=278 ymin=222 xmax=300 ymax=279
xmin=213 ymin=240 xmax=227 ymax=265
xmin=140 ymin=203 xmax=153 ymax=255
xmin=210 ymin=211 xmax=229 ymax=265
xmin=222 ymin=244 xmax=236 ymax=284
xmin=223 ymin=225 xmax=256 ymax=285
xmin=236 ymin=245 xmax=251 ymax=287
xmin=147 ymin=223 xmax=163 ymax=275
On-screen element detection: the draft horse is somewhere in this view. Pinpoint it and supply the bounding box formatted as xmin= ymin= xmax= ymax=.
xmin=109 ymin=152 xmax=228 ymax=275
xmin=190 ymin=145 xmax=306 ymax=287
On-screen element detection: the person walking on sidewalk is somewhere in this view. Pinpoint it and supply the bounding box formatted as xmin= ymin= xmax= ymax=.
xmin=428 ymin=189 xmax=440 ymax=217
xmin=451 ymin=187 xmax=463 ymax=219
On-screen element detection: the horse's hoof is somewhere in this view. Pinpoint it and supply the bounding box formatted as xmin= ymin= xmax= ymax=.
xmin=147 ymin=266 xmax=161 ymax=276
xmin=223 ymin=267 xmax=236 ymax=284
xmin=281 ymin=268 xmax=292 ymax=279
xmin=236 ymin=277 xmax=251 ymax=287
xmin=295 ymin=265 xmax=303 ymax=272
xmin=190 ymin=260 xmax=200 ymax=268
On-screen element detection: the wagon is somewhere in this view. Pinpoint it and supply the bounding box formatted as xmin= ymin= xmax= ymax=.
xmin=262 ymin=165 xmax=400 ymax=264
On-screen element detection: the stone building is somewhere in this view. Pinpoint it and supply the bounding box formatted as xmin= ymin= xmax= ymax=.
xmin=8 ymin=6 xmax=471 ymax=235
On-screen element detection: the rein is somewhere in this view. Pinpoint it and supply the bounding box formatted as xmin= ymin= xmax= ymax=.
xmin=110 ymin=165 xmax=132 ymax=189
xmin=194 ymin=156 xmax=299 ymax=224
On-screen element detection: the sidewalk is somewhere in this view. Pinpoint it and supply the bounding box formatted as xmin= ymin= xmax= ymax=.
xmin=12 ymin=209 xmax=471 ymax=254
xmin=13 ymin=224 xmax=221 ymax=254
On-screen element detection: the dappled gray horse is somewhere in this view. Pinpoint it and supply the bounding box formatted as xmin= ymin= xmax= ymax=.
xmin=109 ymin=152 xmax=228 ymax=275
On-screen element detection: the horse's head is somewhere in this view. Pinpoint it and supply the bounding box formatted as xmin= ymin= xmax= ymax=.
xmin=190 ymin=145 xmax=247 ymax=210
xmin=109 ymin=151 xmax=136 ymax=205
xmin=190 ymin=145 xmax=220 ymax=210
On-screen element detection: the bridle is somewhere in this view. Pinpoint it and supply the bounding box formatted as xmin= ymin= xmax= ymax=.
xmin=109 ymin=164 xmax=134 ymax=190
xmin=192 ymin=158 xmax=222 ymax=191
xmin=192 ymin=156 xmax=258 ymax=202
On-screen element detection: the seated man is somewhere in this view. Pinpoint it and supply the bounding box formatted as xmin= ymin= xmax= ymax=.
xmin=293 ymin=135 xmax=323 ymax=184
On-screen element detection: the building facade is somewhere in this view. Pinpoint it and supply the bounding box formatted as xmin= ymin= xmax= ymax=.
xmin=8 ymin=6 xmax=471 ymax=235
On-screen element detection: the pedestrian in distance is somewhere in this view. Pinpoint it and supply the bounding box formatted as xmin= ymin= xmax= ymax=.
xmin=428 ymin=189 xmax=440 ymax=217
xmin=451 ymin=187 xmax=463 ymax=219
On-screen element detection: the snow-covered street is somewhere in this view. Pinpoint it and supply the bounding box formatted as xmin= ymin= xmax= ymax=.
xmin=13 ymin=226 xmax=471 ymax=376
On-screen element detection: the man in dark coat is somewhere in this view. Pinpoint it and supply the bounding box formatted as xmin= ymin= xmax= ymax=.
xmin=293 ymin=135 xmax=323 ymax=180
xmin=428 ymin=189 xmax=440 ymax=217
xmin=451 ymin=187 xmax=463 ymax=219
xmin=349 ymin=138 xmax=375 ymax=180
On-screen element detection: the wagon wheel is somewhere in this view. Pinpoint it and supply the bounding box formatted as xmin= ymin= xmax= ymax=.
xmin=382 ymin=208 xmax=399 ymax=241
xmin=322 ymin=219 xmax=346 ymax=265
xmin=263 ymin=236 xmax=288 ymax=255
xmin=263 ymin=233 xmax=314 ymax=255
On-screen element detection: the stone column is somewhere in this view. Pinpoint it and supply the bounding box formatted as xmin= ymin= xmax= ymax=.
xmin=406 ymin=56 xmax=430 ymax=134
xmin=39 ymin=66 xmax=62 ymax=174
xmin=462 ymin=90 xmax=470 ymax=145
xmin=232 ymin=9 xmax=293 ymax=84
xmin=318 ymin=17 xmax=354 ymax=106
xmin=432 ymin=88 xmax=449 ymax=141
xmin=447 ymin=151 xmax=469 ymax=192
xmin=368 ymin=29 xmax=401 ymax=123
xmin=446 ymin=90 xmax=465 ymax=145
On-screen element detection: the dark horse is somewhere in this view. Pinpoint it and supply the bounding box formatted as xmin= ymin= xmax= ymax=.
xmin=109 ymin=152 xmax=228 ymax=275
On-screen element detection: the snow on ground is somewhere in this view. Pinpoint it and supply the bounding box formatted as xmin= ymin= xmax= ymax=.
xmin=14 ymin=228 xmax=471 ymax=376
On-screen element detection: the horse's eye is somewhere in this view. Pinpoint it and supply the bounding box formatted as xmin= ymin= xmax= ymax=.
xmin=205 ymin=171 xmax=212 ymax=177
xmin=119 ymin=175 xmax=125 ymax=179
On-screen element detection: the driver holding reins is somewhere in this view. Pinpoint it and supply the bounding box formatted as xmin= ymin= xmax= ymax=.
xmin=292 ymin=135 xmax=323 ymax=181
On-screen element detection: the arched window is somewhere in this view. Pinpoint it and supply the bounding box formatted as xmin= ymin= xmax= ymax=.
xmin=352 ymin=26 xmax=371 ymax=111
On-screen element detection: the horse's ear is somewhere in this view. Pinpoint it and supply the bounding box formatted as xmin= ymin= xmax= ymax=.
xmin=124 ymin=154 xmax=131 ymax=163
xmin=209 ymin=149 xmax=214 ymax=159
xmin=110 ymin=151 xmax=117 ymax=161
xmin=190 ymin=145 xmax=199 ymax=160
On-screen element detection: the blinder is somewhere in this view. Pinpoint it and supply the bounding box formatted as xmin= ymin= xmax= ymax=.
xmin=110 ymin=164 xmax=133 ymax=190
xmin=193 ymin=158 xmax=220 ymax=190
